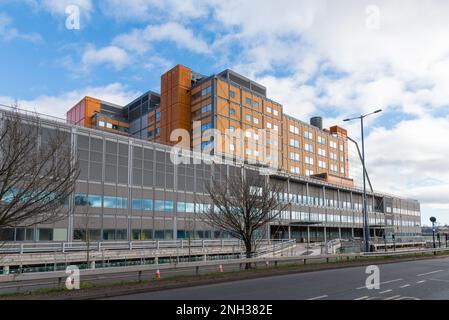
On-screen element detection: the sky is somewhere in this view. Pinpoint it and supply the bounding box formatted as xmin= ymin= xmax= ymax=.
xmin=0 ymin=0 xmax=448 ymax=226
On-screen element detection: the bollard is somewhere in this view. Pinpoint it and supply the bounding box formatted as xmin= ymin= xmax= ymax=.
xmin=195 ymin=266 xmax=199 ymax=276
xmin=155 ymin=269 xmax=161 ymax=280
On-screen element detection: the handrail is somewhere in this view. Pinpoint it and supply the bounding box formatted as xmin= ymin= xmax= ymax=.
xmin=0 ymin=239 xmax=292 ymax=255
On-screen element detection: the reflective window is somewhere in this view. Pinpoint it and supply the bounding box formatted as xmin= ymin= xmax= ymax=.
xmin=87 ymin=195 xmax=102 ymax=208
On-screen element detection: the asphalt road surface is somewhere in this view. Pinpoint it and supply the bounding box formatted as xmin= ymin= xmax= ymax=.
xmin=109 ymin=256 xmax=449 ymax=300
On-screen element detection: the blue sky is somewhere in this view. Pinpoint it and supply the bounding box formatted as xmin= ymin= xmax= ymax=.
xmin=1 ymin=0 xmax=449 ymax=225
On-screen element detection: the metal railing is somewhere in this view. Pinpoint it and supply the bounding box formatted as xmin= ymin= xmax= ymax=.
xmin=0 ymin=239 xmax=292 ymax=255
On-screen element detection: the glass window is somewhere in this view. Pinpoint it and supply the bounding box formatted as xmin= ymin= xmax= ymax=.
xmin=253 ymin=101 xmax=259 ymax=108
xmin=103 ymin=196 xmax=117 ymax=209
xmin=132 ymin=198 xmax=142 ymax=210
xmin=75 ymin=194 xmax=88 ymax=206
xmin=87 ymin=195 xmax=102 ymax=208
xmin=201 ymin=122 xmax=213 ymax=131
xmin=245 ymin=97 xmax=251 ymax=105
xmin=230 ymin=90 xmax=235 ymax=98
xmin=143 ymin=199 xmax=153 ymax=210
xmin=177 ymin=202 xmax=186 ymax=212
xmin=186 ymin=202 xmax=195 ymax=213
xmin=201 ymin=86 xmax=212 ymax=96
xmin=201 ymin=104 xmax=212 ymax=113
xmin=229 ymin=108 xmax=235 ymax=116
xmin=245 ymin=114 xmax=251 ymax=121
xmin=155 ymin=200 xmax=165 ymax=211
xmin=117 ymin=197 xmax=128 ymax=209
xmin=164 ymin=200 xmax=174 ymax=212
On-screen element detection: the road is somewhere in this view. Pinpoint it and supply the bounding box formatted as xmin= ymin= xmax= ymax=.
xmin=109 ymin=256 xmax=449 ymax=300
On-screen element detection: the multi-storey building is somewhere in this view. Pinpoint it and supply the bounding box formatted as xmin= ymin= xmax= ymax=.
xmin=67 ymin=65 xmax=353 ymax=187
xmin=0 ymin=107 xmax=422 ymax=243
xmin=0 ymin=63 xmax=420 ymax=244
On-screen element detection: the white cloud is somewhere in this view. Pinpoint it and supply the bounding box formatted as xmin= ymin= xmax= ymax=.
xmin=24 ymin=0 xmax=94 ymax=17
xmin=100 ymin=0 xmax=209 ymax=22
xmin=113 ymin=22 xmax=210 ymax=54
xmin=0 ymin=83 xmax=140 ymax=119
xmin=0 ymin=12 xmax=43 ymax=43
xmin=81 ymin=45 xmax=131 ymax=70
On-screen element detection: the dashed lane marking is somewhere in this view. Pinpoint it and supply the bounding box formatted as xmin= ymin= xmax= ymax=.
xmin=307 ymin=295 xmax=328 ymax=300
xmin=356 ymin=278 xmax=403 ymax=290
xmin=416 ymin=270 xmax=443 ymax=277
xmin=399 ymin=284 xmax=411 ymax=288
xmin=384 ymin=295 xmax=401 ymax=300
xmin=416 ymin=280 xmax=426 ymax=284
xmin=354 ymin=296 xmax=369 ymax=300
xmin=379 ymin=289 xmax=393 ymax=294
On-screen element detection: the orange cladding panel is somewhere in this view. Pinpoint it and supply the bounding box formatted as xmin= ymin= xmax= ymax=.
xmin=160 ymin=65 xmax=192 ymax=145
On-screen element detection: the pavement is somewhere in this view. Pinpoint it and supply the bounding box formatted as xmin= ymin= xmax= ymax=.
xmin=108 ymin=256 xmax=449 ymax=300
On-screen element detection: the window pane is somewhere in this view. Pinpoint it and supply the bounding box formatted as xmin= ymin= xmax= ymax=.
xmin=132 ymin=198 xmax=142 ymax=210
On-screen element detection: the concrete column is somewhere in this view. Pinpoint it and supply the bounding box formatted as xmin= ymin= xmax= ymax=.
xmin=339 ymin=227 xmax=342 ymax=239
xmin=351 ymin=228 xmax=355 ymax=238
xmin=90 ymin=261 xmax=96 ymax=269
xmin=3 ymin=266 xmax=9 ymax=275
xmin=324 ymin=227 xmax=327 ymax=243
xmin=307 ymin=226 xmax=310 ymax=243
xmin=288 ymin=225 xmax=291 ymax=240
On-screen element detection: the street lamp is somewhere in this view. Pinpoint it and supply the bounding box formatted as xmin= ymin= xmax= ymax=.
xmin=343 ymin=109 xmax=382 ymax=252
xmin=430 ymin=216 xmax=436 ymax=249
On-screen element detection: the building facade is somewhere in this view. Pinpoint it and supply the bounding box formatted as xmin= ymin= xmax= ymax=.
xmin=0 ymin=108 xmax=422 ymax=243
xmin=67 ymin=65 xmax=353 ymax=187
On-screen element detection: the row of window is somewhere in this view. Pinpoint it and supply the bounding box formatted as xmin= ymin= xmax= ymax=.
xmin=75 ymin=192 xmax=417 ymax=217
xmin=97 ymin=121 xmax=129 ymax=133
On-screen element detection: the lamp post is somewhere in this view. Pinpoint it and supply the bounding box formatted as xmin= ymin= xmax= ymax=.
xmin=430 ymin=216 xmax=436 ymax=250
xmin=344 ymin=109 xmax=382 ymax=253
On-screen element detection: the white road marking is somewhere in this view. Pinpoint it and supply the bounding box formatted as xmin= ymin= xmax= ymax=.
xmin=354 ymin=296 xmax=369 ymax=300
xmin=356 ymin=278 xmax=403 ymax=290
xmin=416 ymin=270 xmax=444 ymax=277
xmin=307 ymin=295 xmax=328 ymax=300
xmin=384 ymin=295 xmax=401 ymax=300
xmin=429 ymin=278 xmax=449 ymax=283
xmin=400 ymin=284 xmax=411 ymax=288
xmin=379 ymin=289 xmax=393 ymax=294
xmin=416 ymin=280 xmax=426 ymax=284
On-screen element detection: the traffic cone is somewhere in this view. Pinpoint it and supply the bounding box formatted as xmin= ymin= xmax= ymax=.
xmin=155 ymin=269 xmax=161 ymax=279
xmin=218 ymin=264 xmax=224 ymax=273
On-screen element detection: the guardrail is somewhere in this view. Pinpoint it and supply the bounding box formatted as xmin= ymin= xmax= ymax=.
xmin=0 ymin=239 xmax=293 ymax=255
xmin=1 ymin=246 xmax=447 ymax=290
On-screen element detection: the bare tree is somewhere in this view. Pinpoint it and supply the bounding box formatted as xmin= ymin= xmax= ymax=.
xmin=0 ymin=107 xmax=79 ymax=232
xmin=201 ymin=168 xmax=287 ymax=268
